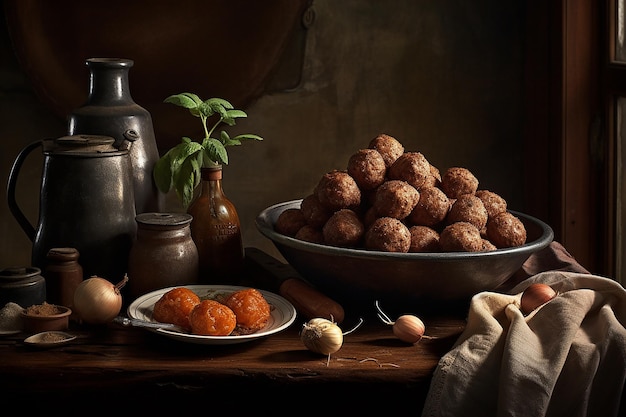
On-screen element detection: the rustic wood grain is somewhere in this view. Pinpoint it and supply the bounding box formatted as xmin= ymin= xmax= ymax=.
xmin=0 ymin=316 xmax=465 ymax=414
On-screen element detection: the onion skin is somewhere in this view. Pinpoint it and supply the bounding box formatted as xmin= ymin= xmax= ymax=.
xmin=73 ymin=275 xmax=128 ymax=324
xmin=520 ymin=283 xmax=557 ymax=315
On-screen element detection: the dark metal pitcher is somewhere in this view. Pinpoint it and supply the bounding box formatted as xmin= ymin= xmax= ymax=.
xmin=7 ymin=134 xmax=137 ymax=283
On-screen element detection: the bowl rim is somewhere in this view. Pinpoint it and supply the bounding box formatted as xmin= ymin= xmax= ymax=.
xmin=256 ymin=199 xmax=554 ymax=260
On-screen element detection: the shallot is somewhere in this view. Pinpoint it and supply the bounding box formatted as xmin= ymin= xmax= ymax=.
xmin=375 ymin=300 xmax=425 ymax=344
xmin=520 ymin=283 xmax=557 ymax=315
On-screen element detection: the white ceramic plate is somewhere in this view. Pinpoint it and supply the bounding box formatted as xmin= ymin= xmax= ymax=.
xmin=127 ymin=285 xmax=297 ymax=345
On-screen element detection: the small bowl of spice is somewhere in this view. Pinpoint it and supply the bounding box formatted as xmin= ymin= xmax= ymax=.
xmin=21 ymin=302 xmax=71 ymax=333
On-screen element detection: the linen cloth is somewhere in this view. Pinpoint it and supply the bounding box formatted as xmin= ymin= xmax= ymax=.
xmin=421 ymin=244 xmax=626 ymax=417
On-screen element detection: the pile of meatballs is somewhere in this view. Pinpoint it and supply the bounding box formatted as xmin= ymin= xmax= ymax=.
xmin=274 ymin=134 xmax=527 ymax=253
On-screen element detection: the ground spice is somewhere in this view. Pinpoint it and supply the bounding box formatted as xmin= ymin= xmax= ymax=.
xmin=0 ymin=302 xmax=23 ymax=331
xmin=40 ymin=332 xmax=70 ymax=343
xmin=24 ymin=302 xmax=62 ymax=316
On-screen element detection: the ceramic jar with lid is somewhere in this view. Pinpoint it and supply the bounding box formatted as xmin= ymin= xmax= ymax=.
xmin=127 ymin=212 xmax=199 ymax=299
xmin=45 ymin=247 xmax=83 ymax=312
xmin=0 ymin=266 xmax=46 ymax=308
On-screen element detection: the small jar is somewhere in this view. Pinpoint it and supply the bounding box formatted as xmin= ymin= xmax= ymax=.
xmin=0 ymin=266 xmax=46 ymax=308
xmin=45 ymin=247 xmax=84 ymax=313
xmin=127 ymin=212 xmax=199 ymax=299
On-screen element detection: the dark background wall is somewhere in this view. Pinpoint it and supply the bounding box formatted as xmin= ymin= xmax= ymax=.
xmin=0 ymin=1 xmax=526 ymax=268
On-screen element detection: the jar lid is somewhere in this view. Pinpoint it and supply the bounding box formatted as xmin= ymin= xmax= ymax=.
xmin=135 ymin=212 xmax=193 ymax=227
xmin=0 ymin=266 xmax=43 ymax=281
xmin=46 ymin=247 xmax=80 ymax=261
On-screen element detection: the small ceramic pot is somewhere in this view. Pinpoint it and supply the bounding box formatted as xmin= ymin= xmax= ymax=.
xmin=21 ymin=304 xmax=71 ymax=333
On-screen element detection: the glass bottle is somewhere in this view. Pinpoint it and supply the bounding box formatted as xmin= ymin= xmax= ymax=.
xmin=127 ymin=213 xmax=199 ymax=299
xmin=187 ymin=165 xmax=244 ymax=284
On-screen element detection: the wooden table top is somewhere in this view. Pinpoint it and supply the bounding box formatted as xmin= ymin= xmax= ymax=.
xmin=0 ymin=312 xmax=466 ymax=415
xmin=0 ymin=250 xmax=471 ymax=415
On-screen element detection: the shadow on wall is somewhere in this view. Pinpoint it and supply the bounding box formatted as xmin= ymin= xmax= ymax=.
xmin=1 ymin=0 xmax=525 ymax=269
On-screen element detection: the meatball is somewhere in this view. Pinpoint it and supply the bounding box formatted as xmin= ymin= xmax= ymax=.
xmin=362 ymin=206 xmax=379 ymax=229
xmin=409 ymin=225 xmax=441 ymax=252
xmin=408 ymin=186 xmax=450 ymax=227
xmin=347 ymin=148 xmax=387 ymax=190
xmin=295 ymin=224 xmax=324 ymax=244
xmin=189 ymin=299 xmax=237 ymax=336
xmin=439 ymin=222 xmax=483 ymax=252
xmin=368 ymin=133 xmax=404 ymax=168
xmin=315 ymin=170 xmax=361 ymax=211
xmin=224 ymin=288 xmax=271 ymax=335
xmin=447 ymin=194 xmax=488 ymax=230
xmin=481 ymin=239 xmax=497 ymax=251
xmin=365 ymin=217 xmax=411 ymax=253
xmin=388 ymin=152 xmax=432 ymax=190
xmin=300 ymin=194 xmax=331 ymax=228
xmin=486 ymin=211 xmax=527 ymax=248
xmin=429 ymin=164 xmax=442 ymax=186
xmin=475 ymin=189 xmax=507 ymax=219
xmin=274 ymin=208 xmax=307 ymax=237
xmin=373 ymin=180 xmax=420 ymax=220
xmin=322 ymin=209 xmax=365 ymax=248
xmin=153 ymin=287 xmax=201 ymax=331
xmin=441 ymin=167 xmax=479 ymax=199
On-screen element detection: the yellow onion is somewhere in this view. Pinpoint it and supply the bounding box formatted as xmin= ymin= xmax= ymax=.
xmin=73 ymin=275 xmax=128 ymax=324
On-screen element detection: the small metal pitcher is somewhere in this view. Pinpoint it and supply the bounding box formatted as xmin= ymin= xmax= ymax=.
xmin=7 ymin=134 xmax=137 ymax=283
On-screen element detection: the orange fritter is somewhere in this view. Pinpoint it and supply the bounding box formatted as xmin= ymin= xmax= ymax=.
xmin=152 ymin=287 xmax=201 ymax=331
xmin=189 ymin=299 xmax=237 ymax=336
xmin=224 ymin=288 xmax=271 ymax=335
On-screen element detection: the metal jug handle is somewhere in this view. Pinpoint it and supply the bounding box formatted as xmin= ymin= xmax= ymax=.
xmin=7 ymin=140 xmax=42 ymax=241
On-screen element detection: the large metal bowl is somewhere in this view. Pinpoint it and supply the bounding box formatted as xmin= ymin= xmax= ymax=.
xmin=256 ymin=200 xmax=554 ymax=312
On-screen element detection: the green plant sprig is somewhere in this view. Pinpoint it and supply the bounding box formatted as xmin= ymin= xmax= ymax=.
xmin=153 ymin=93 xmax=263 ymax=208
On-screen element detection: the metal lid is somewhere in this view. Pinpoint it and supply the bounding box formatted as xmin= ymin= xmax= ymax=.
xmin=43 ymin=134 xmax=126 ymax=154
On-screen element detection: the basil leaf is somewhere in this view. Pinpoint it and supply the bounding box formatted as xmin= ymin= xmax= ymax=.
xmin=164 ymin=93 xmax=201 ymax=109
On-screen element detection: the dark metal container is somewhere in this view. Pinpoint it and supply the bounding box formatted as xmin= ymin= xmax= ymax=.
xmin=0 ymin=266 xmax=46 ymax=308
xmin=68 ymin=57 xmax=164 ymax=214
xmin=7 ymin=135 xmax=137 ymax=283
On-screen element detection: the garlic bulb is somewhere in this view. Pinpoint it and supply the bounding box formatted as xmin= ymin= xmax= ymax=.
xmin=300 ymin=318 xmax=344 ymax=355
